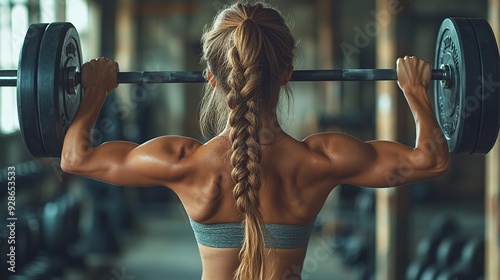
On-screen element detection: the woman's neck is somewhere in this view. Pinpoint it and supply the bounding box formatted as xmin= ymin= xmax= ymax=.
xmin=220 ymin=113 xmax=286 ymax=145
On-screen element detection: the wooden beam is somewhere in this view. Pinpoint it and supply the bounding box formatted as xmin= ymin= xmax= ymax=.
xmin=135 ymin=3 xmax=200 ymax=16
xmin=486 ymin=2 xmax=500 ymax=280
xmin=116 ymin=0 xmax=135 ymax=71
xmin=113 ymin=0 xmax=136 ymax=129
xmin=374 ymin=0 xmax=408 ymax=279
xmin=317 ymin=0 xmax=341 ymax=116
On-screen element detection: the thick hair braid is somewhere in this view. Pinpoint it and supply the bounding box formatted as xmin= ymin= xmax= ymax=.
xmin=227 ymin=19 xmax=266 ymax=280
xmin=199 ymin=2 xmax=296 ymax=279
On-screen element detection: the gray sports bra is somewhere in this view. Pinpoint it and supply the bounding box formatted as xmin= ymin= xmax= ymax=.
xmin=189 ymin=217 xmax=315 ymax=249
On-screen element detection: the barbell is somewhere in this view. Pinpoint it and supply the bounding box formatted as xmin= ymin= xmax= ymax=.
xmin=0 ymin=18 xmax=498 ymax=157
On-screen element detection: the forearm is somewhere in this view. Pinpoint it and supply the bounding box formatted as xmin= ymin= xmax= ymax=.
xmin=405 ymin=87 xmax=450 ymax=169
xmin=61 ymin=87 xmax=107 ymax=167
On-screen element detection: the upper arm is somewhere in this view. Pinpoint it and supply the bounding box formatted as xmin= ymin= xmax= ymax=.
xmin=304 ymin=133 xmax=448 ymax=188
xmin=61 ymin=136 xmax=202 ymax=187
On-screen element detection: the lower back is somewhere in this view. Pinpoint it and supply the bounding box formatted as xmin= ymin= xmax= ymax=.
xmin=198 ymin=245 xmax=308 ymax=280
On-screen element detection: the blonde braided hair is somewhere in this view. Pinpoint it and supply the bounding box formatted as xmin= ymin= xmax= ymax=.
xmin=200 ymin=2 xmax=295 ymax=279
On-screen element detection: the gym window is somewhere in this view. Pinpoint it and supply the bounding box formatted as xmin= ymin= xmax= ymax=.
xmin=0 ymin=1 xmax=27 ymax=134
xmin=0 ymin=0 xmax=90 ymax=135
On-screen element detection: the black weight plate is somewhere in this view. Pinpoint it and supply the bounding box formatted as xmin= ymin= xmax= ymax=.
xmin=468 ymin=18 xmax=500 ymax=154
xmin=434 ymin=18 xmax=482 ymax=155
xmin=17 ymin=24 xmax=49 ymax=157
xmin=37 ymin=23 xmax=83 ymax=157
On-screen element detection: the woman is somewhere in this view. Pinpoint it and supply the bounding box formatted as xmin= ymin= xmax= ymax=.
xmin=61 ymin=2 xmax=450 ymax=280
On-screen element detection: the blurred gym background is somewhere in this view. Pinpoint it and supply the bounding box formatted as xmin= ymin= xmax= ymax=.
xmin=0 ymin=0 xmax=499 ymax=279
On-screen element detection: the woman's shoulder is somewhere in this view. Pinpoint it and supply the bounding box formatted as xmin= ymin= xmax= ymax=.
xmin=144 ymin=135 xmax=204 ymax=158
xmin=302 ymin=132 xmax=361 ymax=154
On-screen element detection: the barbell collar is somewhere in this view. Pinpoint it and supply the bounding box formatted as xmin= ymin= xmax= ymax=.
xmin=0 ymin=67 xmax=447 ymax=87
xmin=440 ymin=64 xmax=453 ymax=89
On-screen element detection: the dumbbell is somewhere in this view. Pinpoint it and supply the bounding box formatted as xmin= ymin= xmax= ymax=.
xmin=406 ymin=258 xmax=431 ymax=280
xmin=435 ymin=237 xmax=485 ymax=280
xmin=406 ymin=215 xmax=461 ymax=280
xmin=342 ymin=235 xmax=369 ymax=266
xmin=41 ymin=200 xmax=66 ymax=256
xmin=436 ymin=235 xmax=467 ymax=268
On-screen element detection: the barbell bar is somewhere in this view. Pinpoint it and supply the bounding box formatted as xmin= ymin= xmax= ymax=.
xmin=0 ymin=18 xmax=499 ymax=158
xmin=0 ymin=68 xmax=447 ymax=86
xmin=0 ymin=70 xmax=17 ymax=86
